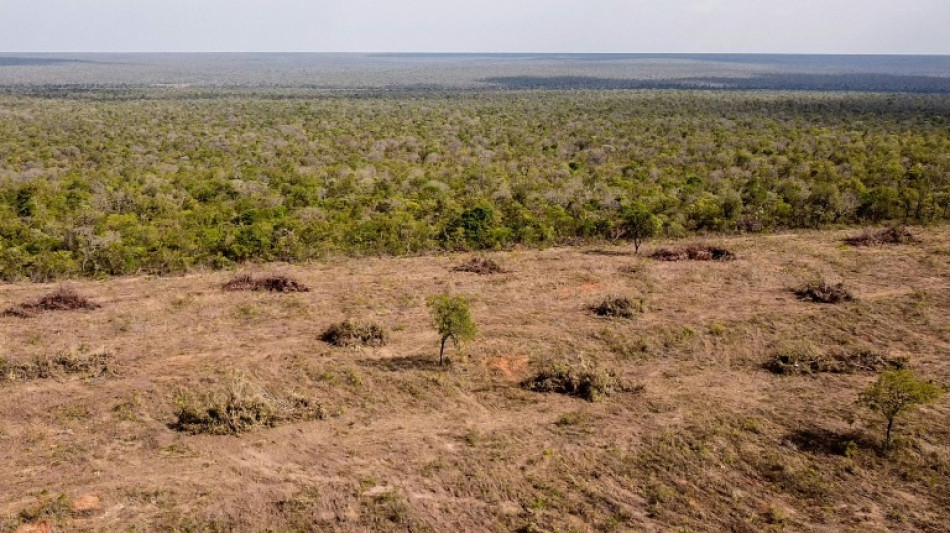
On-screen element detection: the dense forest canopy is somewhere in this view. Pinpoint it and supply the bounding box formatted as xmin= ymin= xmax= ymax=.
xmin=1 ymin=89 xmax=949 ymax=280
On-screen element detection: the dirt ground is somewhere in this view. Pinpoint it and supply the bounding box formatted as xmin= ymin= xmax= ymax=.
xmin=1 ymin=227 xmax=949 ymax=532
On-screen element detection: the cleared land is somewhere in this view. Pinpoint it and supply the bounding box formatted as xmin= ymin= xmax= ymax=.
xmin=1 ymin=226 xmax=948 ymax=532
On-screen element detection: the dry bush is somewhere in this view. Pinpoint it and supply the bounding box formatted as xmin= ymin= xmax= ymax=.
xmin=1 ymin=350 xmax=114 ymax=382
xmin=845 ymin=226 xmax=920 ymax=247
xmin=320 ymin=319 xmax=386 ymax=347
xmin=3 ymin=287 xmax=100 ymax=318
xmin=650 ymin=244 xmax=735 ymax=262
xmin=172 ymin=373 xmax=325 ymax=435
xmin=765 ymin=343 xmax=906 ymax=375
xmin=222 ymin=274 xmax=310 ymax=293
xmin=452 ymin=256 xmax=506 ymax=274
xmin=520 ymin=365 xmax=641 ymax=402
xmin=793 ymin=280 xmax=853 ymax=304
xmin=590 ymin=296 xmax=643 ymax=319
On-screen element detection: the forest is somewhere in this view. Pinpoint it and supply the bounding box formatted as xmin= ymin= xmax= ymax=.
xmin=1 ymin=89 xmax=949 ymax=280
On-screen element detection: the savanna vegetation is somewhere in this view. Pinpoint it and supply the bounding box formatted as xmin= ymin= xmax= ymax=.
xmin=2 ymin=89 xmax=950 ymax=280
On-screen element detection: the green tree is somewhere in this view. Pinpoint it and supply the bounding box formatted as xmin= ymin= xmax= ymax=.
xmin=427 ymin=293 xmax=477 ymax=365
xmin=859 ymin=369 xmax=944 ymax=450
xmin=620 ymin=202 xmax=662 ymax=253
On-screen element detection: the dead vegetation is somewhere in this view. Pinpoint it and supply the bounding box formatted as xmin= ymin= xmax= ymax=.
xmin=650 ymin=244 xmax=736 ymax=262
xmin=222 ymin=274 xmax=310 ymax=293
xmin=793 ymin=279 xmax=854 ymax=303
xmin=520 ymin=365 xmax=641 ymax=402
xmin=452 ymin=256 xmax=506 ymax=274
xmin=2 ymin=287 xmax=100 ymax=318
xmin=845 ymin=226 xmax=920 ymax=247
xmin=590 ymin=296 xmax=643 ymax=319
xmin=172 ymin=373 xmax=326 ymax=435
xmin=0 ymin=350 xmax=114 ymax=383
xmin=765 ymin=343 xmax=908 ymax=375
xmin=320 ymin=319 xmax=387 ymax=347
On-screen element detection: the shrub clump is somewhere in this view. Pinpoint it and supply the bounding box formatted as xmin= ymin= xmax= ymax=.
xmin=3 ymin=287 xmax=100 ymax=318
xmin=793 ymin=280 xmax=853 ymax=304
xmin=1 ymin=350 xmax=114 ymax=382
xmin=845 ymin=226 xmax=920 ymax=247
xmin=590 ymin=296 xmax=643 ymax=319
xmin=766 ymin=344 xmax=906 ymax=375
xmin=452 ymin=256 xmax=506 ymax=275
xmin=223 ymin=274 xmax=310 ymax=293
xmin=320 ymin=319 xmax=387 ymax=347
xmin=521 ymin=365 xmax=641 ymax=402
xmin=172 ymin=373 xmax=325 ymax=435
xmin=650 ymin=244 xmax=735 ymax=262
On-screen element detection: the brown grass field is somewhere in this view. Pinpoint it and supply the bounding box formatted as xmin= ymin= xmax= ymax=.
xmin=1 ymin=227 xmax=949 ymax=532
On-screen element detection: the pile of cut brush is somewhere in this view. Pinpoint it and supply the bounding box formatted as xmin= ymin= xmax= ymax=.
xmin=452 ymin=256 xmax=506 ymax=275
xmin=222 ymin=274 xmax=310 ymax=293
xmin=3 ymin=287 xmax=100 ymax=318
xmin=650 ymin=244 xmax=735 ymax=262
xmin=844 ymin=226 xmax=920 ymax=247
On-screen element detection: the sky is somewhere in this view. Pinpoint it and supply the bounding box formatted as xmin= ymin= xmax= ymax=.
xmin=0 ymin=0 xmax=948 ymax=54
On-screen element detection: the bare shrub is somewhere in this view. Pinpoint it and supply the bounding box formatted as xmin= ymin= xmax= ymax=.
xmin=590 ymin=296 xmax=643 ymax=319
xmin=650 ymin=244 xmax=736 ymax=262
xmin=320 ymin=319 xmax=386 ymax=347
xmin=845 ymin=226 xmax=920 ymax=247
xmin=452 ymin=256 xmax=506 ymax=275
xmin=3 ymin=287 xmax=100 ymax=318
xmin=793 ymin=280 xmax=853 ymax=304
xmin=222 ymin=274 xmax=310 ymax=293
xmin=521 ymin=365 xmax=642 ymax=402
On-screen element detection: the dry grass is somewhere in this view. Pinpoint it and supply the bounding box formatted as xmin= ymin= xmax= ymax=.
xmin=1 ymin=226 xmax=949 ymax=532
xmin=589 ymin=296 xmax=643 ymax=319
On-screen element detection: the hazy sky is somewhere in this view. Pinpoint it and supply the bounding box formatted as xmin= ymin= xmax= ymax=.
xmin=0 ymin=0 xmax=948 ymax=54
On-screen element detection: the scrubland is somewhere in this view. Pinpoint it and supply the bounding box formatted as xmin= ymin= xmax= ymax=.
xmin=1 ymin=227 xmax=948 ymax=532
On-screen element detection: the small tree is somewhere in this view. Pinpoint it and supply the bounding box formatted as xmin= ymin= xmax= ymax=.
xmin=427 ymin=293 xmax=477 ymax=365
xmin=859 ymin=369 xmax=944 ymax=450
xmin=621 ymin=202 xmax=662 ymax=254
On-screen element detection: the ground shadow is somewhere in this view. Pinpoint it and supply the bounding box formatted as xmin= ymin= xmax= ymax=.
xmin=784 ymin=427 xmax=875 ymax=455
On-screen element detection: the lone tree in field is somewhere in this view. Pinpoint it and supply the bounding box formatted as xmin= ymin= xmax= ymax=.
xmin=427 ymin=293 xmax=477 ymax=365
xmin=621 ymin=202 xmax=662 ymax=254
xmin=859 ymin=369 xmax=944 ymax=450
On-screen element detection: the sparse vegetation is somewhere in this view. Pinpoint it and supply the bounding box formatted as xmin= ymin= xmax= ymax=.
xmin=426 ymin=293 xmax=477 ymax=366
xmin=793 ymin=279 xmax=853 ymax=304
xmin=320 ymin=319 xmax=386 ymax=347
xmin=222 ymin=274 xmax=310 ymax=293
xmin=0 ymin=350 xmax=114 ymax=383
xmin=859 ymin=369 xmax=945 ymax=450
xmin=3 ymin=287 xmax=100 ymax=318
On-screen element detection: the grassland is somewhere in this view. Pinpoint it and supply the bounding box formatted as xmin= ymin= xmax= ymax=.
xmin=1 ymin=226 xmax=948 ymax=532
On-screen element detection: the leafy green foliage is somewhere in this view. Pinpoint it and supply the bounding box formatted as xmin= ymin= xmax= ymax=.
xmin=426 ymin=293 xmax=477 ymax=365
xmin=1 ymin=91 xmax=949 ymax=280
xmin=859 ymin=369 xmax=945 ymax=449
